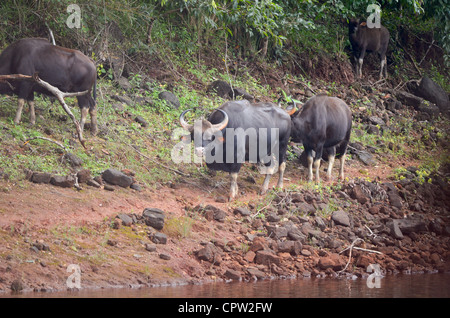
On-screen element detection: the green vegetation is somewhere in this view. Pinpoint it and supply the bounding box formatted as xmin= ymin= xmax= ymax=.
xmin=0 ymin=0 xmax=448 ymax=191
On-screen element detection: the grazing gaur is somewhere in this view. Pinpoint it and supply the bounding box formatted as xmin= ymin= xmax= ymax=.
xmin=0 ymin=38 xmax=98 ymax=134
xmin=179 ymin=100 xmax=292 ymax=200
xmin=290 ymin=94 xmax=352 ymax=183
xmin=348 ymin=19 xmax=390 ymax=80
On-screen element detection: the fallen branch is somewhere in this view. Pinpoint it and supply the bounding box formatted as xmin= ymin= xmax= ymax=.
xmin=0 ymin=73 xmax=88 ymax=148
xmin=124 ymin=142 xmax=190 ymax=177
xmin=337 ymin=237 xmax=383 ymax=275
xmin=24 ymin=136 xmax=68 ymax=152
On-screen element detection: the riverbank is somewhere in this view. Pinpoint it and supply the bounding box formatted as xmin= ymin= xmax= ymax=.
xmin=0 ymin=152 xmax=448 ymax=295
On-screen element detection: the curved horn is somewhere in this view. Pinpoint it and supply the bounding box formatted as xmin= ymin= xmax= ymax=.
xmin=179 ymin=109 xmax=194 ymax=131
xmin=211 ymin=109 xmax=229 ymax=131
xmin=286 ymin=102 xmax=297 ymax=116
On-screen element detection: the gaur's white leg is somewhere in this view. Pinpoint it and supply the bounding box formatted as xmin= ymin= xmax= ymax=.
xmin=229 ymin=172 xmax=239 ymax=200
xmin=14 ymin=98 xmax=25 ymax=124
xmin=28 ymin=100 xmax=36 ymax=125
xmin=80 ymin=107 xmax=89 ymax=132
xmin=379 ymin=58 xmax=386 ymax=80
xmin=307 ymin=154 xmax=314 ymax=182
xmin=89 ymin=107 xmax=98 ymax=135
xmin=276 ymin=162 xmax=286 ymax=189
xmin=261 ymin=162 xmax=278 ymax=194
xmin=358 ymin=58 xmax=364 ymax=78
xmin=326 ymin=154 xmax=335 ymax=181
xmin=339 ymin=153 xmax=347 ymax=181
xmin=314 ymin=159 xmax=321 ymax=183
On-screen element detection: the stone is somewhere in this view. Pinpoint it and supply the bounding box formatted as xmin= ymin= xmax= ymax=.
xmin=77 ymin=169 xmax=92 ymax=184
xmin=142 ymin=208 xmax=165 ymax=230
xmin=234 ymin=207 xmax=251 ymax=216
xmin=318 ymin=253 xmax=345 ymax=271
xmin=159 ymin=253 xmax=171 ymax=260
xmin=145 ymin=244 xmax=156 ymax=252
xmin=255 ymin=250 xmax=280 ymax=266
xmin=61 ymin=153 xmax=83 ymax=168
xmin=395 ymin=218 xmax=428 ymax=234
xmin=31 ymin=172 xmax=52 ymax=184
xmin=331 ymin=210 xmax=351 ymax=227
xmin=265 ymin=224 xmax=288 ymax=239
xmin=117 ymin=213 xmax=133 ymax=226
xmin=50 ymin=175 xmax=75 ymax=188
xmin=387 ymin=220 xmax=404 ymax=239
xmin=102 ymin=168 xmax=133 ymax=188
xmin=151 ymin=232 xmax=167 ymax=244
xmin=10 ymin=279 xmax=24 ymax=292
xmin=388 ymin=192 xmax=403 ymax=209
xmin=158 ymin=91 xmax=180 ymax=109
xmin=246 ymin=267 xmax=266 ymax=279
xmin=229 ymin=87 xmax=254 ymax=100
xmin=413 ymin=76 xmax=449 ymax=115
xmin=134 ymin=116 xmax=148 ymax=127
xmin=224 ymin=269 xmax=242 ymax=281
xmin=116 ymin=77 xmax=132 ymax=91
xmin=207 ymin=80 xmax=232 ymax=98
xmin=197 ymin=244 xmax=216 ymax=263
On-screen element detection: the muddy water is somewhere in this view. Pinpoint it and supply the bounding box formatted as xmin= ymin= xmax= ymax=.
xmin=6 ymin=273 xmax=450 ymax=298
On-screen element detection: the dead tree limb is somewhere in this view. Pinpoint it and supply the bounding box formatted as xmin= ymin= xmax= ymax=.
xmin=0 ymin=73 xmax=89 ymax=148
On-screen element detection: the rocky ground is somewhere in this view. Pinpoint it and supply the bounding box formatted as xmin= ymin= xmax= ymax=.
xmin=0 ymin=72 xmax=449 ymax=295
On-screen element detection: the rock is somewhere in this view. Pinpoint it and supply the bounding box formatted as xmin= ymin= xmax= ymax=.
xmin=413 ymin=76 xmax=449 ymax=115
xmin=31 ymin=172 xmax=52 ymax=184
xmin=265 ymin=224 xmax=288 ymax=239
xmin=197 ymin=244 xmax=217 ymax=263
xmin=350 ymin=185 xmax=369 ymax=204
xmin=395 ymin=90 xmax=423 ymax=109
xmin=134 ymin=116 xmax=148 ymax=127
xmin=116 ymin=77 xmax=132 ymax=91
xmin=77 ymin=169 xmax=92 ymax=184
xmin=197 ymin=204 xmax=227 ymax=222
xmin=130 ymin=183 xmax=142 ymax=192
xmin=229 ymin=87 xmax=254 ymax=101
xmin=207 ymin=80 xmax=232 ymax=98
xmin=145 ymin=243 xmax=156 ymax=252
xmin=151 ymin=232 xmax=167 ymax=244
xmin=159 ymin=253 xmax=171 ymax=260
xmin=224 ymin=269 xmax=242 ymax=281
xmin=277 ymin=241 xmax=302 ymax=255
xmin=388 ymin=192 xmax=403 ymax=209
xmin=102 ymin=168 xmax=133 ymax=188
xmin=104 ymin=184 xmax=115 ymax=191
xmin=331 ymin=210 xmax=351 ymax=227
xmin=387 ymin=220 xmax=404 ymax=239
xmin=250 ymin=237 xmax=268 ymax=252
xmin=246 ymin=267 xmax=266 ymax=279
xmin=10 ymin=279 xmax=24 ymax=292
xmin=318 ymin=253 xmax=345 ymax=271
xmin=355 ymin=150 xmax=376 ymax=166
xmin=142 ymin=208 xmax=165 ymax=230
xmin=50 ymin=175 xmax=75 ymax=188
xmin=296 ymin=202 xmax=316 ymax=215
xmin=234 ymin=207 xmax=251 ymax=216
xmin=111 ymin=94 xmax=133 ymax=106
xmin=117 ymin=213 xmax=133 ymax=226
xmin=255 ymin=250 xmax=280 ymax=266
xmin=395 ymin=218 xmax=428 ymax=234
xmin=60 ymin=153 xmax=83 ymax=169
xmin=158 ymin=91 xmax=180 ymax=109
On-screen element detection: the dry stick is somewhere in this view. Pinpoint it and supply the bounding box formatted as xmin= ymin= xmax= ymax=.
xmin=24 ymin=136 xmax=68 ymax=152
xmin=0 ymin=73 xmax=89 ymax=148
xmin=338 ymin=238 xmax=383 ymax=275
xmin=124 ymin=142 xmax=190 ymax=177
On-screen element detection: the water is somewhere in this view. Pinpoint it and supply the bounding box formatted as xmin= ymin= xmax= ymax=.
xmin=5 ymin=273 xmax=450 ymax=298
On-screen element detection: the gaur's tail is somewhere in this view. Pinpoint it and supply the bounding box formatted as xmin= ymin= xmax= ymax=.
xmin=92 ymin=76 xmax=97 ymax=102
